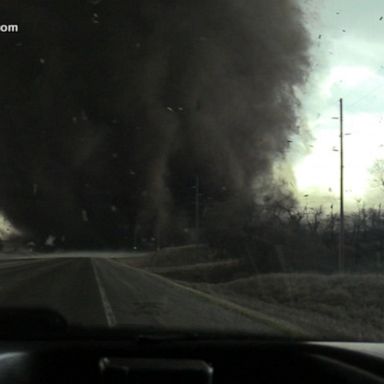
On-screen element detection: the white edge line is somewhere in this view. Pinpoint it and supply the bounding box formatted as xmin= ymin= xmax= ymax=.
xmin=156 ymin=272 xmax=311 ymax=337
xmin=108 ymin=258 xmax=311 ymax=338
xmin=91 ymin=259 xmax=117 ymax=327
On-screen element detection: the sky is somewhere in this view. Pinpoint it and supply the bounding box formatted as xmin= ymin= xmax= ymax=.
xmin=292 ymin=0 xmax=384 ymax=210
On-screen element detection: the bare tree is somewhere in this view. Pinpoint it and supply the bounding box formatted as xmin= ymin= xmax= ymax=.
xmin=305 ymin=206 xmax=323 ymax=234
xmin=370 ymin=159 xmax=384 ymax=190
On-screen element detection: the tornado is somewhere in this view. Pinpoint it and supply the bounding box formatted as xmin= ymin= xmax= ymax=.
xmin=0 ymin=0 xmax=309 ymax=249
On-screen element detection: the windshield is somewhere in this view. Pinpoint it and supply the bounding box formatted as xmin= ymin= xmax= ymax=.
xmin=0 ymin=0 xmax=383 ymax=341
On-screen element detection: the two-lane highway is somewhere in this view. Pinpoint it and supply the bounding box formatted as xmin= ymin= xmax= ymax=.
xmin=92 ymin=258 xmax=280 ymax=333
xmin=0 ymin=255 xmax=305 ymax=336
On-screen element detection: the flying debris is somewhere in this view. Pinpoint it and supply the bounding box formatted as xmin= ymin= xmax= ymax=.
xmin=166 ymin=106 xmax=174 ymax=112
xmin=380 ymin=16 xmax=383 ymax=21
xmin=39 ymin=58 xmax=45 ymax=64
xmin=92 ymin=13 xmax=100 ymax=24
xmin=318 ymin=34 xmax=322 ymax=39
xmin=45 ymin=235 xmax=56 ymax=247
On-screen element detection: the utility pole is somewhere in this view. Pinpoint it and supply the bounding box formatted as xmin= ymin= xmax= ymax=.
xmin=339 ymin=98 xmax=345 ymax=272
xmin=195 ymin=175 xmax=200 ymax=232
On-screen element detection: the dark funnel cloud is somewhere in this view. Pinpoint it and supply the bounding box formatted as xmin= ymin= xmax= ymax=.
xmin=0 ymin=0 xmax=309 ymax=248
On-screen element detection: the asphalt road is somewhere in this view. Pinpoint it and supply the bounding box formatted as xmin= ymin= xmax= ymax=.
xmin=0 ymin=255 xmax=300 ymax=336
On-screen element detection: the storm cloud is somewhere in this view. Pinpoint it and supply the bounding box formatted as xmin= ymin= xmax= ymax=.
xmin=0 ymin=0 xmax=309 ymax=248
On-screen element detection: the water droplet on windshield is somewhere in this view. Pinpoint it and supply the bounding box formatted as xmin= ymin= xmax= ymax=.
xmin=81 ymin=209 xmax=89 ymax=222
xmin=80 ymin=110 xmax=88 ymax=121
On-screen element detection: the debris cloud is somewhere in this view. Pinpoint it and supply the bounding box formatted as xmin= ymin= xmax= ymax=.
xmin=0 ymin=0 xmax=309 ymax=248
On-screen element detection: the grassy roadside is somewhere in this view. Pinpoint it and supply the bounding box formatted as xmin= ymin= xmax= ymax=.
xmin=117 ymin=245 xmax=384 ymax=340
xmin=182 ymin=273 xmax=384 ymax=341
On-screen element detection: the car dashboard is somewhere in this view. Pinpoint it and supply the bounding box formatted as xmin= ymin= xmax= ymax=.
xmin=2 ymin=337 xmax=384 ymax=383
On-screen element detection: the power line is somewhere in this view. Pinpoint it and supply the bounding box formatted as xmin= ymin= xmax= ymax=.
xmin=346 ymin=82 xmax=384 ymax=109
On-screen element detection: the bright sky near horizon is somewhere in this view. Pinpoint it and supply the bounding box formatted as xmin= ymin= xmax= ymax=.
xmin=293 ymin=0 xmax=384 ymax=209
